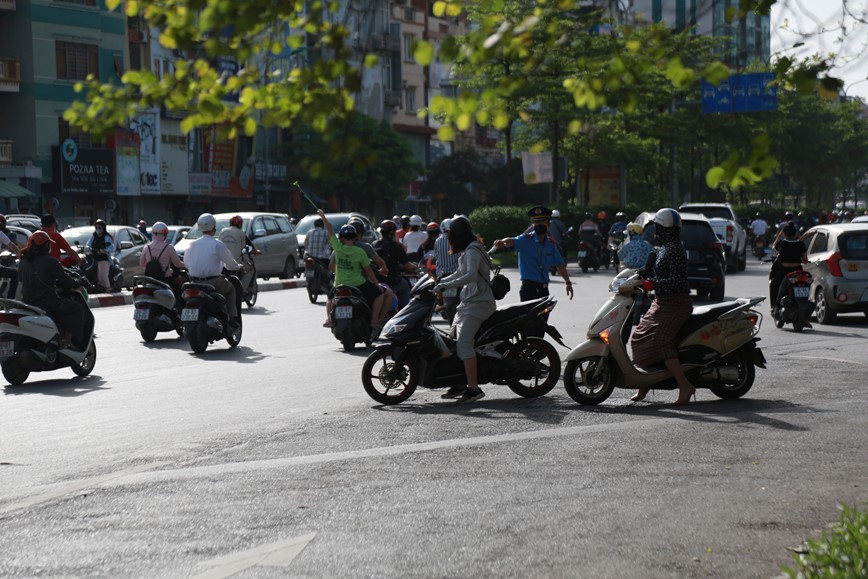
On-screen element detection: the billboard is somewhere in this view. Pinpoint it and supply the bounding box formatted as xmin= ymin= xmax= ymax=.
xmin=130 ymin=111 xmax=161 ymax=194
xmin=114 ymin=131 xmax=141 ymax=197
xmin=59 ymin=140 xmax=115 ymax=194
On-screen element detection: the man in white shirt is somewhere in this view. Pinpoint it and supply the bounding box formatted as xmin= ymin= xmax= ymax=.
xmin=184 ymin=213 xmax=242 ymax=324
xmin=750 ymin=213 xmax=768 ymax=237
xmin=401 ymin=214 xmax=428 ymax=260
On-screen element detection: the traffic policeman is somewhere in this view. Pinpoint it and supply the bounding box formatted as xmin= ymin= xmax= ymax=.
xmin=492 ymin=205 xmax=573 ymax=336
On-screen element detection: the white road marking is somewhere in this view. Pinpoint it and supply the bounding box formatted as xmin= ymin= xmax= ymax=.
xmin=0 ymin=461 xmax=170 ymax=515
xmin=784 ymin=355 xmax=863 ymax=364
xmin=193 ymin=533 xmax=317 ymax=579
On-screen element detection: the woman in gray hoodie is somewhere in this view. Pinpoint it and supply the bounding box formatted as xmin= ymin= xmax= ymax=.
xmin=434 ymin=216 xmax=496 ymax=404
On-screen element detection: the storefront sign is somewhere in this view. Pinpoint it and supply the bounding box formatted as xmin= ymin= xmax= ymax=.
xmin=60 ymin=141 xmax=115 ymax=194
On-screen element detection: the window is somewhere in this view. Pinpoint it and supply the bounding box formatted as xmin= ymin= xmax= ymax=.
xmin=810 ymin=232 xmax=828 ymax=255
xmin=263 ymin=216 xmax=281 ymax=236
xmin=382 ymin=57 xmax=392 ymax=90
xmin=251 ymin=217 xmax=266 ymax=237
xmin=56 ymin=41 xmax=98 ymax=81
xmin=276 ymin=216 xmax=294 ymax=233
xmin=403 ymin=35 xmax=415 ymax=62
xmin=405 ymin=86 xmax=416 ymax=112
xmin=115 ymin=229 xmax=131 ymax=245
xmin=131 ymin=229 xmax=148 ymax=246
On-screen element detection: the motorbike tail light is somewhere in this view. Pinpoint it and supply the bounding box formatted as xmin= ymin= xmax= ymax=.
xmin=790 ymin=272 xmax=812 ymax=285
xmin=334 ymin=288 xmax=352 ymax=298
xmin=747 ymin=314 xmax=759 ymax=326
xmin=133 ymin=287 xmax=154 ymax=297
xmin=304 ymin=258 xmax=315 ymax=266
xmin=709 ymin=242 xmax=723 ymax=251
xmin=183 ymin=288 xmax=201 ymax=299
xmin=827 ymin=252 xmax=844 ymax=277
xmin=0 ymin=313 xmax=23 ymax=326
xmin=726 ymin=224 xmax=734 ymax=243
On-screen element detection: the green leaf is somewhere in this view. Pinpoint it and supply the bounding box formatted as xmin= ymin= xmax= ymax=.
xmin=706 ymin=166 xmax=726 ymax=188
xmin=414 ymin=41 xmax=433 ymax=66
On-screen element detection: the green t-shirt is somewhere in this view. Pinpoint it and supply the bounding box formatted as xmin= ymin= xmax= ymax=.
xmin=329 ymin=236 xmax=369 ymax=287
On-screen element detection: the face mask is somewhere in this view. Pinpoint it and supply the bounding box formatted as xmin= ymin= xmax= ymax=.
xmin=96 ymin=227 xmax=104 ymax=233
xmin=534 ymin=224 xmax=547 ymax=236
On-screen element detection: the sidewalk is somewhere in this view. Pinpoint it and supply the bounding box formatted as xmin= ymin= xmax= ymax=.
xmin=87 ymin=278 xmax=307 ymax=308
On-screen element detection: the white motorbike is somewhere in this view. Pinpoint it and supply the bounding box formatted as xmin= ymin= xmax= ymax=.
xmin=563 ymin=268 xmax=767 ymax=405
xmin=0 ymin=287 xmax=97 ymax=385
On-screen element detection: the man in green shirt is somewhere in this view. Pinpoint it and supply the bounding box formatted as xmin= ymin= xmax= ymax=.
xmin=318 ymin=210 xmax=388 ymax=334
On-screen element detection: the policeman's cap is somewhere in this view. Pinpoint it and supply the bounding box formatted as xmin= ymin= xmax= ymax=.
xmin=528 ymin=206 xmax=552 ymax=222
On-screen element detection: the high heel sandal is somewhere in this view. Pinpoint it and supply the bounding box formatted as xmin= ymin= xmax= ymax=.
xmin=630 ymin=389 xmax=649 ymax=402
xmin=673 ymin=386 xmax=696 ymax=406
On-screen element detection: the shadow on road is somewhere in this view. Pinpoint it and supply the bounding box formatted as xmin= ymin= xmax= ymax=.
xmin=3 ymin=375 xmax=109 ymax=397
xmin=371 ymin=393 xmax=571 ymax=426
xmin=573 ymin=397 xmax=821 ymax=432
xmin=241 ymin=306 xmax=278 ymax=316
xmin=187 ymin=345 xmax=267 ymax=363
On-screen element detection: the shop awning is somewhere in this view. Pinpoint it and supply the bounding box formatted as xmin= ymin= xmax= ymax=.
xmin=0 ymin=180 xmax=37 ymax=199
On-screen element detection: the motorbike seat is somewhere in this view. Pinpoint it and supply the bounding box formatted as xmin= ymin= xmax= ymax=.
xmin=676 ymin=300 xmax=741 ymax=342
xmin=476 ymin=298 xmax=548 ymax=335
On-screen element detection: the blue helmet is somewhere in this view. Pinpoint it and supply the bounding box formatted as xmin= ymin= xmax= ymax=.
xmin=653 ymin=208 xmax=681 ymax=229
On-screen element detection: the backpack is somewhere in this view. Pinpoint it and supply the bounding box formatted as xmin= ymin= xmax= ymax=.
xmin=474 ymin=245 xmax=510 ymax=300
xmin=144 ymin=244 xmax=168 ymax=279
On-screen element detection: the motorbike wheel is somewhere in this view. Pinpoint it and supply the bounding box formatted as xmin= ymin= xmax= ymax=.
xmin=581 ymin=265 xmax=588 ymax=274
xmin=245 ymin=279 xmax=258 ymax=308
xmin=72 ymin=341 xmax=97 ymax=377
xmin=340 ymin=327 xmax=356 ymax=352
xmin=708 ymin=347 xmax=755 ymax=400
xmin=361 ymin=345 xmax=419 ymax=405
xmin=563 ymin=356 xmax=615 ymax=405
xmin=774 ymin=310 xmax=785 ymax=329
xmin=307 ymin=287 xmax=318 ymax=304
xmin=506 ymin=338 xmax=561 ymax=398
xmin=226 ymin=318 xmax=242 ymax=348
xmin=140 ymin=327 xmax=158 ymax=343
xmin=815 ymin=288 xmax=837 ymax=325
xmin=2 ymin=358 xmax=30 ymax=386
xmin=187 ymin=322 xmax=208 ymax=353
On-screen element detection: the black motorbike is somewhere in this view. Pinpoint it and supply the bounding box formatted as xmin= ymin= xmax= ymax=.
xmin=772 ymin=270 xmax=814 ymax=332
xmin=361 ymin=275 xmax=566 ymax=405
xmin=578 ymin=239 xmax=601 ymax=273
xmin=328 ymin=284 xmax=373 ymax=351
xmin=304 ymin=253 xmax=332 ymax=304
xmin=609 ymin=230 xmax=625 ymax=268
xmin=239 ymin=246 xmax=258 ymax=308
xmin=180 ymin=274 xmax=243 ymax=353
xmin=73 ymin=245 xmax=124 ymax=293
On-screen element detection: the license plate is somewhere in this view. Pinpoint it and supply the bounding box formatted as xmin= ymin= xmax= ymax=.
xmin=794 ymin=286 xmax=810 ymax=298
xmin=305 ymin=269 xmax=315 ymax=278
xmin=335 ymin=306 xmax=353 ymax=319
xmin=133 ymin=308 xmax=150 ymax=321
xmin=578 ymin=250 xmax=587 ymax=258
xmin=443 ymin=287 xmax=457 ymax=297
xmin=849 ymin=263 xmax=858 ymax=272
xmin=181 ymin=308 xmax=199 ymax=321
xmin=0 ymin=340 xmax=13 ymax=358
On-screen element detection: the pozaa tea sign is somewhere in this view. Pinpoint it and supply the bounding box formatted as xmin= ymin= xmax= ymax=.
xmin=60 ymin=139 xmax=115 ymax=194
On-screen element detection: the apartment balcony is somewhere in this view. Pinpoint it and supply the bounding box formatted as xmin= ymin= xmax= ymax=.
xmin=372 ymin=34 xmax=400 ymax=53
xmin=0 ymin=0 xmax=16 ymax=10
xmin=384 ymin=90 xmax=402 ymax=108
xmin=0 ymin=58 xmax=21 ymax=93
xmin=0 ymin=140 xmax=12 ymax=166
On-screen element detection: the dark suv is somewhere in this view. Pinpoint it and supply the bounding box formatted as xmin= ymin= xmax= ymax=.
xmin=641 ymin=213 xmax=726 ymax=301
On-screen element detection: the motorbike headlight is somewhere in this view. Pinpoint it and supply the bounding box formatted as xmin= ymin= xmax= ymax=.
xmin=385 ymin=324 xmax=406 ymax=335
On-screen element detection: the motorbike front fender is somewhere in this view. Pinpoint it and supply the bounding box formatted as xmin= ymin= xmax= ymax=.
xmin=564 ymin=338 xmax=609 ymax=362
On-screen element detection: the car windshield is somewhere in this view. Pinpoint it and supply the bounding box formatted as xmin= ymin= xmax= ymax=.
xmin=684 ymin=206 xmax=732 ymax=220
xmin=296 ymin=214 xmax=350 ymax=236
xmin=62 ymin=227 xmax=118 ymax=246
xmin=185 ymin=219 xmax=232 ymax=240
xmin=840 ymin=233 xmax=868 ymax=261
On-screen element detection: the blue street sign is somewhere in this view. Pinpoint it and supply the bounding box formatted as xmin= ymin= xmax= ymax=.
xmin=702 ymin=73 xmax=777 ymax=114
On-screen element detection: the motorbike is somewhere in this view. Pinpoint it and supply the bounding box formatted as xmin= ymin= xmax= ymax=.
xmin=304 ymin=253 xmax=332 ymax=304
xmin=0 ymin=279 xmax=97 ymax=385
xmin=771 ymin=270 xmax=814 ymax=332
xmin=753 ymin=235 xmax=768 ymax=260
xmin=69 ymin=244 xmax=124 ymax=293
xmin=609 ymin=230 xmax=625 ymax=269
xmin=361 ymin=274 xmax=567 ymax=405
xmin=180 ymin=274 xmax=243 ymax=353
xmin=132 ymin=274 xmax=187 ymax=342
xmin=0 ymin=250 xmax=18 ymax=299
xmin=328 ymin=284 xmax=374 ymax=351
xmin=578 ymin=239 xmax=601 ymax=273
xmin=562 ymin=266 xmax=767 ymax=405
xmin=239 ymin=246 xmax=258 ymax=308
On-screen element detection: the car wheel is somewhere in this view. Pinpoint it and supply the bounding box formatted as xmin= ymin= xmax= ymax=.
xmin=738 ymin=245 xmax=747 ymax=271
xmin=279 ymin=256 xmax=296 ymax=280
xmin=815 ymin=287 xmax=837 ymax=325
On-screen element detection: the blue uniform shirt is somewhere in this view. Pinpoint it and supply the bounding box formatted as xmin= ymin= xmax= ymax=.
xmin=512 ymin=232 xmax=564 ymax=283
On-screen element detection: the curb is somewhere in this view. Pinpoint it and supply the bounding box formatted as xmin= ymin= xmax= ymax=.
xmin=87 ymin=278 xmax=307 ymax=309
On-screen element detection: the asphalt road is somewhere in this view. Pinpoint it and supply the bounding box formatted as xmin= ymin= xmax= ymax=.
xmin=1 ymin=261 xmax=866 ymax=578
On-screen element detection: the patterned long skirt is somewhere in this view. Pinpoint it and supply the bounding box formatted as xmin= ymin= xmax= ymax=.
xmin=630 ymin=294 xmax=693 ymax=368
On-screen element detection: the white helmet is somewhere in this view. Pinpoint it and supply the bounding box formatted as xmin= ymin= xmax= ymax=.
xmin=653 ymin=208 xmax=681 ymax=229
xmin=410 ymin=214 xmax=423 ymax=227
xmin=197 ymin=213 xmax=217 ymax=232
xmin=151 ymin=221 xmax=169 ymax=235
xmin=440 ymin=218 xmax=452 ymax=233
xmin=551 ymin=210 xmax=561 ymax=218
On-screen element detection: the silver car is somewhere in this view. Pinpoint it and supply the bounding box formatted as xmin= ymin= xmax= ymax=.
xmin=800 ymin=223 xmax=868 ymax=324
xmin=61 ymin=225 xmax=150 ymax=287
xmin=176 ymin=212 xmax=299 ymax=279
